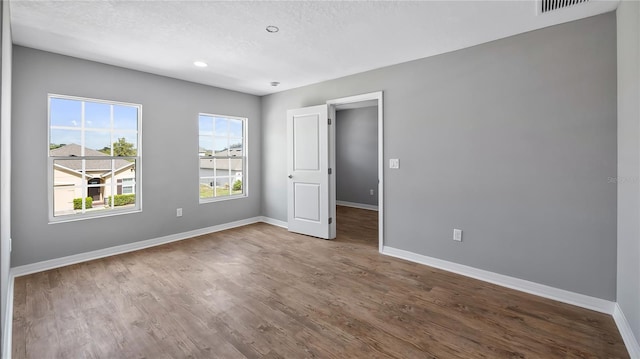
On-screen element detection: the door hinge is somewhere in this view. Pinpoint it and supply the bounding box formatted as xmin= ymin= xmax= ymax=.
xmin=328 ymin=118 xmax=332 ymax=125
xmin=328 ymin=168 xmax=332 ymax=175
xmin=329 ymin=217 xmax=333 ymax=224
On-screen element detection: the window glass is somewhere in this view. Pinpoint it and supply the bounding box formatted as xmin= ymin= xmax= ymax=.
xmin=114 ymin=105 xmax=138 ymax=130
xmin=49 ymin=95 xmax=141 ymax=221
xmin=50 ymin=98 xmax=81 ymax=128
xmin=198 ymin=113 xmax=247 ymax=202
xmin=85 ymin=102 xmax=111 ymax=129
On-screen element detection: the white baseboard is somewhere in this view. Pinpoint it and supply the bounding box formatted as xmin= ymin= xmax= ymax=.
xmin=381 ymin=246 xmax=615 ymax=315
xmin=12 ymin=216 xmax=264 ymax=277
xmin=2 ymin=270 xmax=13 ymax=359
xmin=614 ymin=303 xmax=640 ymax=359
xmin=336 ymin=200 xmax=378 ymax=211
xmin=259 ymin=216 xmax=288 ymax=228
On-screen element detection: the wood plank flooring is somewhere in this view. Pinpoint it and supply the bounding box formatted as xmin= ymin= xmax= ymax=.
xmin=13 ymin=206 xmax=629 ymax=358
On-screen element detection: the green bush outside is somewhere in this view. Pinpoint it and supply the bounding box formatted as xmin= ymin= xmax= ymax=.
xmin=233 ymin=180 xmax=242 ymax=192
xmin=73 ymin=197 xmax=93 ymax=210
xmin=107 ymin=194 xmax=136 ymax=207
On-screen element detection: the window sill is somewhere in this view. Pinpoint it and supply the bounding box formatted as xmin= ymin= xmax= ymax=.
xmin=199 ymin=194 xmax=247 ymax=204
xmin=48 ymin=207 xmax=142 ymax=224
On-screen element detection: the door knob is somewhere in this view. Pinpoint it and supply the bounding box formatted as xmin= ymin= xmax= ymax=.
xmin=288 ymin=174 xmax=293 ymax=179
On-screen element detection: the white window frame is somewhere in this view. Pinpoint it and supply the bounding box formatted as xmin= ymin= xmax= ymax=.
xmin=48 ymin=94 xmax=142 ymax=223
xmin=198 ymin=113 xmax=248 ymax=204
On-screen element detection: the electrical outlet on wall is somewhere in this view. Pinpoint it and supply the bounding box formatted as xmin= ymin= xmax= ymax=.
xmin=176 ymin=208 xmax=183 ymax=217
xmin=370 ymin=189 xmax=375 ymax=196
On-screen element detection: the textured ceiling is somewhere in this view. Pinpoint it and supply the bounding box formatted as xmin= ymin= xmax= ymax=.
xmin=9 ymin=0 xmax=618 ymax=96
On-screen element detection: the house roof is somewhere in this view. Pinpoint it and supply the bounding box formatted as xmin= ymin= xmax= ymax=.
xmin=199 ymin=158 xmax=243 ymax=172
xmin=51 ymin=144 xmax=134 ymax=176
xmin=199 ymin=148 xmax=243 ymax=156
xmin=199 ymin=148 xmax=243 ymax=171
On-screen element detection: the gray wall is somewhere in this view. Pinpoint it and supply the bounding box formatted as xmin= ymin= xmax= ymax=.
xmin=617 ymin=0 xmax=640 ymax=345
xmin=11 ymin=46 xmax=261 ymax=266
xmin=262 ymin=13 xmax=617 ymax=300
xmin=336 ymin=107 xmax=378 ymax=206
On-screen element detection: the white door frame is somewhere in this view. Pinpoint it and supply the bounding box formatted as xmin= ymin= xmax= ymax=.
xmin=327 ymin=91 xmax=384 ymax=252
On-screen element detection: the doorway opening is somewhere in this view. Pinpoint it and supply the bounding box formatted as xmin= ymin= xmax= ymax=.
xmin=87 ymin=178 xmax=101 ymax=203
xmin=328 ymin=92 xmax=383 ymax=252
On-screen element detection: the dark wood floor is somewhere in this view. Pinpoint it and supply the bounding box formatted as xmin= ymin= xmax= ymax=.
xmin=13 ymin=206 xmax=629 ymax=358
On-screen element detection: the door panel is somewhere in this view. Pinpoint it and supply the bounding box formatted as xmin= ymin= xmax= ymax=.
xmin=293 ymin=183 xmax=320 ymax=221
xmin=287 ymin=105 xmax=332 ymax=239
xmin=293 ymin=115 xmax=320 ymax=171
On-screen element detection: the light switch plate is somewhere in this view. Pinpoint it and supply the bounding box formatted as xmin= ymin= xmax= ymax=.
xmin=389 ymin=159 xmax=400 ymax=169
xmin=453 ymin=229 xmax=462 ymax=242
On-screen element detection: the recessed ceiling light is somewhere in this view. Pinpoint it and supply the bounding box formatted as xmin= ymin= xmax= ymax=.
xmin=193 ymin=61 xmax=208 ymax=68
xmin=270 ymin=81 xmax=280 ymax=87
xmin=266 ymin=25 xmax=279 ymax=33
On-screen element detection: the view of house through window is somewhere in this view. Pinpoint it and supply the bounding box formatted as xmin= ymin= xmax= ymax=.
xmin=49 ymin=95 xmax=141 ymax=219
xmin=199 ymin=113 xmax=246 ymax=202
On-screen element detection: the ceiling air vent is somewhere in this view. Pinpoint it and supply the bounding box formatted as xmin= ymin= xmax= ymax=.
xmin=540 ymin=0 xmax=589 ymax=14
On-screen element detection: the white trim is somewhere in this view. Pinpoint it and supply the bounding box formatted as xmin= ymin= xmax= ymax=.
xmin=326 ymin=92 xmax=383 ymax=106
xmin=327 ymin=91 xmax=384 ymax=253
xmin=13 ymin=217 xmax=263 ymax=277
xmin=336 ymin=200 xmax=378 ymax=211
xmin=328 ymin=104 xmax=337 ymax=239
xmin=47 ymin=94 xmax=143 ymax=223
xmin=1 ymin=1 xmax=12 ymax=356
xmin=2 ymin=272 xmax=12 ymax=359
xmin=614 ymin=303 xmax=640 ymax=359
xmin=47 ymin=93 xmax=142 ymax=108
xmin=48 ymin=206 xmax=143 ymax=225
xmin=382 ymin=246 xmax=616 ymax=315
xmin=197 ymin=113 xmax=249 ymax=204
xmin=259 ymin=216 xmax=288 ymax=228
xmin=53 ymin=163 xmax=92 ymax=179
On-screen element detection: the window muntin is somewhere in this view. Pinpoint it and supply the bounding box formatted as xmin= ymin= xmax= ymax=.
xmin=199 ymin=114 xmax=247 ymax=202
xmin=49 ymin=95 xmax=141 ymax=221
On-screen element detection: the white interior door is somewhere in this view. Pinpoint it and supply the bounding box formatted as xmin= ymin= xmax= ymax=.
xmin=287 ymin=105 xmax=333 ymax=239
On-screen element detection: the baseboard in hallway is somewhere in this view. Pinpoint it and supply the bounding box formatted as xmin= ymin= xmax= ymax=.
xmin=336 ymin=200 xmax=378 ymax=211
